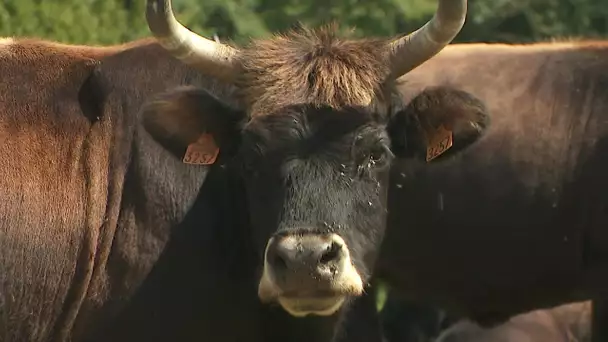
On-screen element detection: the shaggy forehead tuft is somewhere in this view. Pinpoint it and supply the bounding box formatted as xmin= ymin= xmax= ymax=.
xmin=237 ymin=23 xmax=394 ymax=116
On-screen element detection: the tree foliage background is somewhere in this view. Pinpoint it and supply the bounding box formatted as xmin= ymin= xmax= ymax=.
xmin=0 ymin=0 xmax=607 ymax=46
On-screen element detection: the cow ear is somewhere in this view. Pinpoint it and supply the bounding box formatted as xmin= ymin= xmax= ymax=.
xmin=387 ymin=86 xmax=490 ymax=162
xmin=142 ymin=86 xmax=245 ymax=165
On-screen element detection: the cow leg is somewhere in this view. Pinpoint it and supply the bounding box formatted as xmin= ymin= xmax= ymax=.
xmin=592 ymin=299 xmax=608 ymax=342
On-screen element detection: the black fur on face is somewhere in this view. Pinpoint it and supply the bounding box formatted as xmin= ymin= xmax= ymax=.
xmin=234 ymin=104 xmax=394 ymax=282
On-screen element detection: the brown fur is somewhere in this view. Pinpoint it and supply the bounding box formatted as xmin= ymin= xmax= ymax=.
xmin=236 ymin=23 xmax=395 ymax=117
xmin=0 ymin=37 xmax=153 ymax=57
xmin=0 ymin=37 xmax=230 ymax=342
xmin=0 ymin=37 xmax=124 ymax=342
xmin=396 ymin=40 xmax=608 ymax=104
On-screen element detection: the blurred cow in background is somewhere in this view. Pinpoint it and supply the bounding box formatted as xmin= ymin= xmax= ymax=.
xmin=435 ymin=301 xmax=591 ymax=342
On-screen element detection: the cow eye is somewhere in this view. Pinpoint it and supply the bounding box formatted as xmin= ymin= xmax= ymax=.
xmin=368 ymin=145 xmax=392 ymax=167
xmin=355 ymin=145 xmax=392 ymax=178
xmin=353 ymin=134 xmax=393 ymax=175
xmin=369 ymin=148 xmax=385 ymax=164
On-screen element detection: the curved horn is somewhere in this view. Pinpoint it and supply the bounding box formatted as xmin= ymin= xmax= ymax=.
xmin=146 ymin=0 xmax=239 ymax=82
xmin=388 ymin=0 xmax=467 ymax=79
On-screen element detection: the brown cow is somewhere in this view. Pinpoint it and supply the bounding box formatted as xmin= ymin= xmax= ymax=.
xmin=0 ymin=0 xmax=491 ymax=341
xmin=435 ymin=301 xmax=591 ymax=342
xmin=0 ymin=35 xmax=230 ymax=342
xmin=374 ymin=41 xmax=608 ymax=342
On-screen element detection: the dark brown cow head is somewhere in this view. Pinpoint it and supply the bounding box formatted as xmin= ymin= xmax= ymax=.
xmin=142 ymin=0 xmax=488 ymax=317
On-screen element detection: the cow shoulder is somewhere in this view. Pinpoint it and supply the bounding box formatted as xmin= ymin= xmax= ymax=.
xmin=82 ymin=40 xmax=241 ymax=149
xmin=75 ymin=40 xmax=181 ymax=126
xmin=388 ymin=86 xmax=490 ymax=161
xmin=0 ymin=39 xmax=104 ymax=124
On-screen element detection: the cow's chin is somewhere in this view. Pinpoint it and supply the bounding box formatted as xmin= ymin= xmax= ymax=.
xmin=257 ymin=264 xmax=364 ymax=317
xmin=277 ymin=296 xmax=346 ymax=317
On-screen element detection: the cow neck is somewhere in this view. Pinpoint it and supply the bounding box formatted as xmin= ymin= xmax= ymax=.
xmin=195 ymin=162 xmax=257 ymax=279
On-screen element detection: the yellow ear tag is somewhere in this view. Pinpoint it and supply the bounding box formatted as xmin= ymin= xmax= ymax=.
xmin=425 ymin=125 xmax=453 ymax=162
xmin=182 ymin=133 xmax=220 ymax=165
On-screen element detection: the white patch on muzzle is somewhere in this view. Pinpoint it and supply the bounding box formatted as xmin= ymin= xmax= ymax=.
xmin=257 ymin=234 xmax=364 ymax=317
xmin=278 ymin=296 xmax=346 ymax=317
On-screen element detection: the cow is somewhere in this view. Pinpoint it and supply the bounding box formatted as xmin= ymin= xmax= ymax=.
xmin=435 ymin=301 xmax=591 ymax=342
xmin=0 ymin=0 xmax=493 ymax=341
xmin=371 ymin=40 xmax=608 ymax=342
xmin=378 ymin=294 xmax=591 ymax=342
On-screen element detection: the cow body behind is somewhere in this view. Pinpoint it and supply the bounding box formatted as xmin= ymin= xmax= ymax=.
xmin=436 ymin=301 xmax=591 ymax=342
xmin=0 ymin=37 xmax=232 ymax=342
xmin=376 ymin=41 xmax=608 ymax=341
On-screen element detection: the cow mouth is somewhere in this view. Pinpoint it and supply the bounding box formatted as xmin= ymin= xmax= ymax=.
xmin=258 ymin=278 xmax=363 ymax=310
xmin=257 ymin=232 xmax=365 ymax=316
xmin=277 ymin=295 xmax=346 ymax=317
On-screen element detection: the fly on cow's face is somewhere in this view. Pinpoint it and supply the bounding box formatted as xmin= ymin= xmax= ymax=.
xmin=352 ymin=131 xmax=394 ymax=178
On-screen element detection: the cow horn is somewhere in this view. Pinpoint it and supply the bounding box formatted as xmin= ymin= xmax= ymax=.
xmin=145 ymin=0 xmax=239 ymax=82
xmin=388 ymin=0 xmax=467 ymax=79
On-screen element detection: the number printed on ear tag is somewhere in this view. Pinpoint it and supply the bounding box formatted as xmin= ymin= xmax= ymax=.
xmin=425 ymin=125 xmax=453 ymax=162
xmin=183 ymin=133 xmax=220 ymax=165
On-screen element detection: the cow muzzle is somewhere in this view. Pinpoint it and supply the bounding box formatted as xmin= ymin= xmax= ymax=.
xmin=258 ymin=232 xmax=363 ymax=317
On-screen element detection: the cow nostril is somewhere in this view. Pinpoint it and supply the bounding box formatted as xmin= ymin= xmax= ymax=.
xmin=271 ymin=253 xmax=288 ymax=272
xmin=319 ymin=242 xmax=342 ymax=265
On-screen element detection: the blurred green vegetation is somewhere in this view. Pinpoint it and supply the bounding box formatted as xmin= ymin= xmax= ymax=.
xmin=376 ymin=281 xmax=389 ymax=312
xmin=0 ymin=0 xmax=607 ymax=46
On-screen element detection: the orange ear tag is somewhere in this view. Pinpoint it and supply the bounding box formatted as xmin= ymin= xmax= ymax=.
xmin=425 ymin=125 xmax=453 ymax=162
xmin=182 ymin=133 xmax=220 ymax=165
